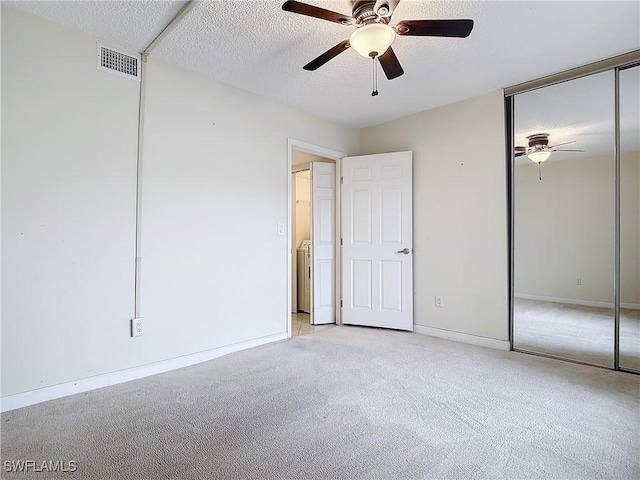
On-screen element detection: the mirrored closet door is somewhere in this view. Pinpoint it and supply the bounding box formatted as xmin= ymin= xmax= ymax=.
xmin=510 ymin=59 xmax=640 ymax=372
xmin=619 ymin=65 xmax=640 ymax=372
xmin=512 ymin=71 xmax=616 ymax=368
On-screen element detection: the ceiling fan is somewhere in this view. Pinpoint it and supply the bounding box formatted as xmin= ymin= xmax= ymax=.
xmin=282 ymin=0 xmax=474 ymax=92
xmin=515 ymin=133 xmax=584 ymax=161
xmin=515 ymin=133 xmax=585 ymax=180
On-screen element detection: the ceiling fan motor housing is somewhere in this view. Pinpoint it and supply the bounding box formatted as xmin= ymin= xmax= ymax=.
xmin=527 ymin=133 xmax=550 ymax=148
xmin=353 ymin=1 xmax=390 ymax=25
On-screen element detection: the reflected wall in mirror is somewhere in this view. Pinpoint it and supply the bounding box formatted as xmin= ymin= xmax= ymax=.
xmin=619 ymin=65 xmax=640 ymax=372
xmin=513 ymin=71 xmax=616 ymax=368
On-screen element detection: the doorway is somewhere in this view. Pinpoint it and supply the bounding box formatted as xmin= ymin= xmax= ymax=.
xmin=286 ymin=140 xmax=416 ymax=338
xmin=287 ymin=140 xmax=343 ymax=338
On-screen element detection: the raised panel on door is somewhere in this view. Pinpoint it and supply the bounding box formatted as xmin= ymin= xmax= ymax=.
xmin=380 ymin=260 xmax=402 ymax=312
xmin=342 ymin=151 xmax=413 ymax=331
xmin=381 ymin=186 xmax=402 ymax=244
xmin=352 ymin=189 xmax=372 ymax=244
xmin=352 ymin=260 xmax=373 ymax=309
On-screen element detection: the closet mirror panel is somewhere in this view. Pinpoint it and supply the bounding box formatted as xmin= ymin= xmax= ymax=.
xmin=619 ymin=65 xmax=640 ymax=372
xmin=513 ymin=71 xmax=615 ymax=367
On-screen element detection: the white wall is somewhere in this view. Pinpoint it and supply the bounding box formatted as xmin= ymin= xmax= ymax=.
xmin=294 ymin=172 xmax=311 ymax=250
xmin=2 ymin=7 xmax=139 ymax=397
xmin=514 ymin=152 xmax=639 ymax=304
xmin=360 ymin=91 xmax=509 ymax=341
xmin=1 ymin=7 xmax=359 ymax=398
xmin=138 ymin=58 xmax=357 ymax=356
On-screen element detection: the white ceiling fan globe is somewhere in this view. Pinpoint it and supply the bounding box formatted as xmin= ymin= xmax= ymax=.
xmin=528 ymin=149 xmax=551 ymax=163
xmin=349 ymin=23 xmax=396 ymax=58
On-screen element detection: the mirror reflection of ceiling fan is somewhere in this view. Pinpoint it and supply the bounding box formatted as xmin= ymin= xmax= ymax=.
xmin=515 ymin=133 xmax=585 ymax=162
xmin=515 ymin=133 xmax=585 ymax=180
xmin=282 ymin=0 xmax=474 ymax=94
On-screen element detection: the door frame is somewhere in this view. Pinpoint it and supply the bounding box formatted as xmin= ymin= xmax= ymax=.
xmin=287 ymin=138 xmax=344 ymax=338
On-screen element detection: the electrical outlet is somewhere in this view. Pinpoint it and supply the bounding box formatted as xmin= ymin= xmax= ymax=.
xmin=576 ymin=277 xmax=582 ymax=286
xmin=435 ymin=295 xmax=444 ymax=308
xmin=131 ymin=318 xmax=144 ymax=337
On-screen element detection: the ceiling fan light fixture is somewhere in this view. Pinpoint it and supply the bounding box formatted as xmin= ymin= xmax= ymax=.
xmin=349 ymin=23 xmax=395 ymax=58
xmin=528 ymin=150 xmax=551 ymax=163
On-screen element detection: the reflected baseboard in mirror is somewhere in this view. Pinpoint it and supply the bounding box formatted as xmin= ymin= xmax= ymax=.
xmin=513 ymin=298 xmax=640 ymax=371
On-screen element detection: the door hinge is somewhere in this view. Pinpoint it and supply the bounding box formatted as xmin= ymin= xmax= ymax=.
xmin=340 ymin=237 xmax=343 ymax=246
xmin=340 ymin=176 xmax=343 ymax=184
xmin=340 ymin=300 xmax=343 ymax=307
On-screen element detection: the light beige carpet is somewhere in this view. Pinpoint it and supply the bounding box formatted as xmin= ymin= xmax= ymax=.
xmin=2 ymin=326 xmax=639 ymax=479
xmin=514 ymin=298 xmax=640 ymax=371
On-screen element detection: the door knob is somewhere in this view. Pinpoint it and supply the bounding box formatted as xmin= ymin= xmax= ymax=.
xmin=396 ymin=248 xmax=410 ymax=254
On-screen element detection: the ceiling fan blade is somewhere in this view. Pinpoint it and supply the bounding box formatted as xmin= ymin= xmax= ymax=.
xmin=378 ymin=47 xmax=404 ymax=80
xmin=515 ymin=152 xmax=527 ymax=157
xmin=549 ymin=140 xmax=577 ymax=148
xmin=548 ymin=140 xmax=577 ymax=148
xmin=551 ymin=149 xmax=585 ymax=152
xmin=395 ymin=19 xmax=474 ymax=37
xmin=303 ymin=40 xmax=351 ymax=71
xmin=515 ymin=146 xmax=527 ymax=151
xmin=282 ymin=1 xmax=355 ymax=25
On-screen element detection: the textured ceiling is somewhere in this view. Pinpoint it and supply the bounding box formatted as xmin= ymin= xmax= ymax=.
xmin=5 ymin=1 xmax=188 ymax=53
xmin=5 ymin=1 xmax=640 ymax=129
xmin=514 ymin=67 xmax=639 ymax=164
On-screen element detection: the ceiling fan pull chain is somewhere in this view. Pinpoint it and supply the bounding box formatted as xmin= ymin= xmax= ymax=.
xmin=538 ymin=162 xmax=542 ymax=181
xmin=372 ymin=57 xmax=379 ymax=96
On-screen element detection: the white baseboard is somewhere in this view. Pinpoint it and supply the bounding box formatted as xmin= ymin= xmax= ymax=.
xmin=413 ymin=325 xmax=510 ymax=351
xmin=514 ymin=293 xmax=640 ymax=310
xmin=1 ymin=332 xmax=288 ymax=413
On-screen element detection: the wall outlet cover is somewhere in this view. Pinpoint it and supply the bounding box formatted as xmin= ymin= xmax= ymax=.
xmin=131 ymin=318 xmax=144 ymax=337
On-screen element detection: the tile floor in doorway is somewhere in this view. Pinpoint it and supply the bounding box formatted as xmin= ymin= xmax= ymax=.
xmin=291 ymin=312 xmax=335 ymax=337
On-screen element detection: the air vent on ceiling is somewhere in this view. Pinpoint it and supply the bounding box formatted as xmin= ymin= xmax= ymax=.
xmin=97 ymin=44 xmax=141 ymax=81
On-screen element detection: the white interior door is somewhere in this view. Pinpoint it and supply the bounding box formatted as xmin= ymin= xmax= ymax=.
xmin=342 ymin=151 xmax=413 ymax=331
xmin=311 ymin=162 xmax=336 ymax=325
